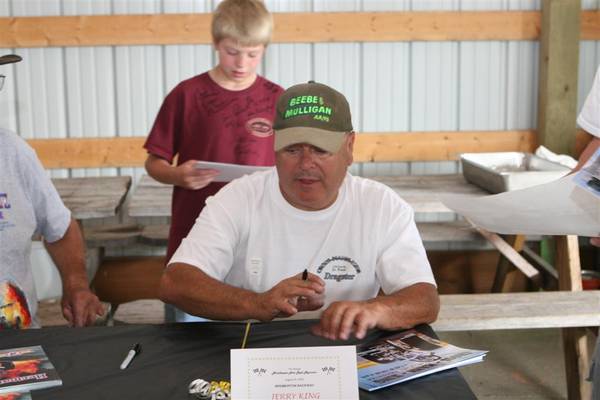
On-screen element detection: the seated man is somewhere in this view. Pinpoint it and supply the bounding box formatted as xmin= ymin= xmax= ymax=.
xmin=0 ymin=54 xmax=104 ymax=328
xmin=159 ymin=81 xmax=439 ymax=340
xmin=575 ymin=63 xmax=600 ymax=399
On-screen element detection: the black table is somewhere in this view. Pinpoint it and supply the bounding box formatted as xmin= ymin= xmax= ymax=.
xmin=1 ymin=320 xmax=476 ymax=399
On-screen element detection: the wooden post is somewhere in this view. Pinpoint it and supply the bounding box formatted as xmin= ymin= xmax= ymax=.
xmin=555 ymin=235 xmax=591 ymax=400
xmin=491 ymin=234 xmax=528 ymax=292
xmin=537 ymin=0 xmax=581 ymax=156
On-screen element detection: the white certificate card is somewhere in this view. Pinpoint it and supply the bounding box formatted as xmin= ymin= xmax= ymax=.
xmin=231 ymin=346 xmax=359 ymax=400
xmin=195 ymin=160 xmax=271 ymax=182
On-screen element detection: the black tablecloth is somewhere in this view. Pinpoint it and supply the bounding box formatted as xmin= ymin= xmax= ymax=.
xmin=1 ymin=320 xmax=477 ymax=399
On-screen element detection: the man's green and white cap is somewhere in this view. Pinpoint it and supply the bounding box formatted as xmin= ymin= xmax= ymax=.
xmin=273 ymin=81 xmax=353 ymax=153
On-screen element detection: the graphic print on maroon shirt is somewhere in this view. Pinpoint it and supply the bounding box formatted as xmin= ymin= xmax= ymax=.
xmin=144 ymin=73 xmax=284 ymax=260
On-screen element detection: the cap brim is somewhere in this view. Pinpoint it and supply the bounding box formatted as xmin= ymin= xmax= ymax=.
xmin=0 ymin=55 xmax=22 ymax=65
xmin=274 ymin=127 xmax=346 ymax=153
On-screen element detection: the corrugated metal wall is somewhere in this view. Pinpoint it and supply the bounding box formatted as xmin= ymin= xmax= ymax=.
xmin=1 ymin=0 xmax=599 ymax=252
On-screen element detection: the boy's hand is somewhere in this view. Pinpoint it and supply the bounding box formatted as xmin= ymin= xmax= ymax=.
xmin=175 ymin=160 xmax=219 ymax=190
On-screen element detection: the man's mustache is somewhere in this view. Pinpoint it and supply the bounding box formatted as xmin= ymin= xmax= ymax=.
xmin=294 ymin=173 xmax=321 ymax=180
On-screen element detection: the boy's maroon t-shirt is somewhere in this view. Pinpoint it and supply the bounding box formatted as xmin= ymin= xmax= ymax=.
xmin=144 ymin=72 xmax=284 ymax=260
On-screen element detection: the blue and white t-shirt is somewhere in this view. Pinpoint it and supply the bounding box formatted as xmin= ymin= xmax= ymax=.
xmin=0 ymin=128 xmax=70 ymax=328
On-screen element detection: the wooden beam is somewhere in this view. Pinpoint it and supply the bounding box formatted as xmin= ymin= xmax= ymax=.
xmin=273 ymin=11 xmax=541 ymax=42
xmin=1 ymin=11 xmax=599 ymax=48
xmin=537 ymin=0 xmax=581 ymax=156
xmin=27 ymin=130 xmax=536 ymax=169
xmin=554 ymin=235 xmax=591 ymax=400
xmin=491 ymin=234 xmax=528 ymax=292
xmin=352 ymin=130 xmax=536 ymax=163
xmin=0 ymin=11 xmax=541 ymax=48
xmin=473 ymin=227 xmax=540 ymax=281
xmin=29 ymin=137 xmax=147 ymax=169
xmin=556 ymin=235 xmax=582 ymax=292
xmin=581 ymin=10 xmax=600 ymax=40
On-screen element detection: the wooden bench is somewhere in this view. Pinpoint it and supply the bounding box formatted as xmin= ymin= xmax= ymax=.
xmin=435 ymin=291 xmax=600 ymax=331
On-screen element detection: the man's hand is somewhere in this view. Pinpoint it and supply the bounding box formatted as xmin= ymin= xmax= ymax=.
xmin=311 ymin=300 xmax=385 ymax=341
xmin=44 ymin=218 xmax=105 ymax=327
xmin=254 ymin=272 xmax=325 ymax=321
xmin=61 ymin=284 xmax=105 ymax=327
xmin=312 ymin=283 xmax=439 ymax=341
xmin=174 ymin=160 xmax=219 ymax=190
xmin=591 ymin=238 xmax=600 ymax=247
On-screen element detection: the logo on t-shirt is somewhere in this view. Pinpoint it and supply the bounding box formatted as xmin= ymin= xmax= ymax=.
xmin=245 ymin=117 xmax=274 ymax=138
xmin=0 ymin=193 xmax=12 ymax=224
xmin=0 ymin=193 xmax=11 ymax=209
xmin=0 ymin=281 xmax=32 ymax=329
xmin=316 ymin=256 xmax=361 ymax=282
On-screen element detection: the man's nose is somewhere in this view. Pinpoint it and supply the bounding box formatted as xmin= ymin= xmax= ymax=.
xmin=299 ymin=148 xmax=317 ymax=168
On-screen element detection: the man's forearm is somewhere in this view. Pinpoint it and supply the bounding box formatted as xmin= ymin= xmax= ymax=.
xmin=44 ymin=219 xmax=89 ymax=290
xmin=574 ymin=136 xmax=600 ymax=172
xmin=369 ymin=282 xmax=439 ymax=331
xmin=159 ymin=263 xmax=263 ymax=321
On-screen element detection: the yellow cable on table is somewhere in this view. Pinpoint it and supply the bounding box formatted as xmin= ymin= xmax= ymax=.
xmin=241 ymin=322 xmax=251 ymax=349
xmin=240 ymin=270 xmax=306 ymax=349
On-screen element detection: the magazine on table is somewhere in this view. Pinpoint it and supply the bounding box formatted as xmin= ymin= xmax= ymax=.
xmin=0 ymin=346 xmax=61 ymax=394
xmin=574 ymin=147 xmax=600 ymax=197
xmin=0 ymin=391 xmax=31 ymax=400
xmin=357 ymin=329 xmax=487 ymax=391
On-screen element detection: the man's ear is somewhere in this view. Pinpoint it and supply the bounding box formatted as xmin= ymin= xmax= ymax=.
xmin=346 ymin=132 xmax=355 ymax=165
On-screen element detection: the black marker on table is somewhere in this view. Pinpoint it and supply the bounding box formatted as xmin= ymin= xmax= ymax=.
xmin=120 ymin=343 xmax=141 ymax=370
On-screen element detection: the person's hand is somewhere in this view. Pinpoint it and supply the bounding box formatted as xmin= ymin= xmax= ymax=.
xmin=591 ymin=237 xmax=600 ymax=247
xmin=254 ymin=272 xmax=325 ymax=322
xmin=311 ymin=300 xmax=386 ymax=341
xmin=175 ymin=160 xmax=219 ymax=190
xmin=296 ymin=290 xmax=325 ymax=313
xmin=61 ymin=285 xmax=105 ymax=327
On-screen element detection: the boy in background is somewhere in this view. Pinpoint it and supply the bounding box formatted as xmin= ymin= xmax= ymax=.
xmin=144 ymin=0 xmax=283 ymax=278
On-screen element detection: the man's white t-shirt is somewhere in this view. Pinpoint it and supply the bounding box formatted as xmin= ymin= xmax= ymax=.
xmin=577 ymin=65 xmax=600 ymax=396
xmin=0 ymin=128 xmax=71 ymax=328
xmin=170 ymin=169 xmax=436 ymax=313
xmin=578 ymin=65 xmax=600 ymax=137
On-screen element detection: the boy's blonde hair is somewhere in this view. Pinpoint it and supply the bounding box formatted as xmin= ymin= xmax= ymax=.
xmin=212 ymin=0 xmax=273 ymax=46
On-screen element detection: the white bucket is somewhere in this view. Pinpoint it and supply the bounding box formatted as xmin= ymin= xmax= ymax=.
xmin=30 ymin=241 xmax=62 ymax=301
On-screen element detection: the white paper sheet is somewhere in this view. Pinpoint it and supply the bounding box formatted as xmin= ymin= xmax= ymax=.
xmin=442 ymin=175 xmax=600 ymax=237
xmin=231 ymin=346 xmax=359 ymax=400
xmin=195 ymin=161 xmax=272 ymax=182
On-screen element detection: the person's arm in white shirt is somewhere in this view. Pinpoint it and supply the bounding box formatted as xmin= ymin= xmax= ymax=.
xmin=573 ymin=136 xmax=600 ymax=172
xmin=159 ymin=263 xmax=325 ymax=321
xmin=311 ymin=283 xmax=439 ymax=341
xmin=573 ymin=134 xmax=600 ymax=246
